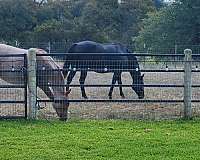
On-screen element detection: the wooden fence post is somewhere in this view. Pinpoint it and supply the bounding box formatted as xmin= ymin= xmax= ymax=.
xmin=184 ymin=49 xmax=192 ymax=119
xmin=27 ymin=48 xmax=37 ymax=119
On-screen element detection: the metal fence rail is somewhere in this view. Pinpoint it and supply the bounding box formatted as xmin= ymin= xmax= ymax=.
xmin=31 ymin=50 xmax=196 ymax=120
xmin=0 ymin=54 xmax=27 ymax=119
xmin=1 ymin=50 xmax=200 ymax=120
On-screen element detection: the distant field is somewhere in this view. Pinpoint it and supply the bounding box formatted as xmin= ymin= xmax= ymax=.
xmin=0 ymin=119 xmax=200 ymax=160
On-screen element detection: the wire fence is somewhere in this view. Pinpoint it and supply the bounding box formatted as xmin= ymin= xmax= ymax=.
xmin=34 ymin=52 xmax=198 ymax=120
xmin=0 ymin=54 xmax=27 ymax=119
xmin=1 ymin=51 xmax=200 ymax=120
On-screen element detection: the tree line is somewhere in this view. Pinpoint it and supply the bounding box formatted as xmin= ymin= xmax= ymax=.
xmin=136 ymin=0 xmax=200 ymax=53
xmin=0 ymin=0 xmax=199 ymax=53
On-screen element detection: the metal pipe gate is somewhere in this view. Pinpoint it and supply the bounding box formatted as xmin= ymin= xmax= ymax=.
xmin=0 ymin=54 xmax=27 ymax=119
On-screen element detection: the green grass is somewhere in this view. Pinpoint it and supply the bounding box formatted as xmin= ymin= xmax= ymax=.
xmin=0 ymin=119 xmax=200 ymax=160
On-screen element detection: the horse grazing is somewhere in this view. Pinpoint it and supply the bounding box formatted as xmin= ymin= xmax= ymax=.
xmin=63 ymin=41 xmax=144 ymax=99
xmin=0 ymin=44 xmax=70 ymax=120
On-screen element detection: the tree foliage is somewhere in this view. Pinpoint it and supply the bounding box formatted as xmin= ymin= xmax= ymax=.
xmin=135 ymin=0 xmax=200 ymax=53
xmin=1 ymin=0 xmax=198 ymax=54
xmin=0 ymin=0 xmax=156 ymax=50
xmin=0 ymin=0 xmax=37 ymax=42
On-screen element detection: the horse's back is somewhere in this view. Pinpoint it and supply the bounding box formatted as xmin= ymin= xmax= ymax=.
xmin=0 ymin=44 xmax=27 ymax=54
xmin=66 ymin=41 xmax=133 ymax=71
xmin=0 ymin=44 xmax=62 ymax=84
xmin=68 ymin=41 xmax=128 ymax=56
xmin=66 ymin=41 xmax=104 ymax=69
xmin=0 ymin=44 xmax=27 ymax=84
xmin=68 ymin=41 xmax=105 ymax=61
xmin=69 ymin=41 xmax=104 ymax=53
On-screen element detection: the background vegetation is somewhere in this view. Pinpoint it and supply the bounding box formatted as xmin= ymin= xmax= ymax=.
xmin=0 ymin=0 xmax=199 ymax=53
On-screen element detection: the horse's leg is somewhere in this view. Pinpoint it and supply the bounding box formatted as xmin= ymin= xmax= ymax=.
xmin=66 ymin=70 xmax=76 ymax=92
xmin=108 ymin=73 xmax=118 ymax=99
xmin=117 ymin=73 xmax=125 ymax=98
xmin=79 ymin=71 xmax=88 ymax=99
xmin=62 ymin=61 xmax=70 ymax=79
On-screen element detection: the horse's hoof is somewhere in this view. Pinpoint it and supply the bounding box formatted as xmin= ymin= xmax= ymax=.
xmin=59 ymin=117 xmax=67 ymax=121
xmin=109 ymin=96 xmax=112 ymax=100
xmin=83 ymin=96 xmax=88 ymax=99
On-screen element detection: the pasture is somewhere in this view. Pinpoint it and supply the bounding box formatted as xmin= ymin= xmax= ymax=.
xmin=0 ymin=119 xmax=200 ymax=160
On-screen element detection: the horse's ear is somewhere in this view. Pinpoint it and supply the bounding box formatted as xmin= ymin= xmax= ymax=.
xmin=65 ymin=89 xmax=71 ymax=96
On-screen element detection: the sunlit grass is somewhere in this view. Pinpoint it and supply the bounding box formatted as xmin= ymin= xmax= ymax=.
xmin=0 ymin=119 xmax=200 ymax=160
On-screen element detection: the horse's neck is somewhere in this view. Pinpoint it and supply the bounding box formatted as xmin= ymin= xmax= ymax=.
xmin=47 ymin=69 xmax=65 ymax=99
xmin=37 ymin=53 xmax=65 ymax=98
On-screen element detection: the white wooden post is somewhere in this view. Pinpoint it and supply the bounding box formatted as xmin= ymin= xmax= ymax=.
xmin=184 ymin=49 xmax=192 ymax=119
xmin=27 ymin=48 xmax=37 ymax=119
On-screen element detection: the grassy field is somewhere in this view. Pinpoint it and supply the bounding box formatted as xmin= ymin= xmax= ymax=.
xmin=0 ymin=119 xmax=200 ymax=160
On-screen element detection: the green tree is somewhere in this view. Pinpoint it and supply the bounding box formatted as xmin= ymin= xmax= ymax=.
xmin=0 ymin=0 xmax=37 ymax=42
xmin=75 ymin=0 xmax=155 ymax=49
xmin=135 ymin=0 xmax=200 ymax=53
xmin=33 ymin=0 xmax=73 ymax=43
xmin=0 ymin=0 xmax=158 ymax=51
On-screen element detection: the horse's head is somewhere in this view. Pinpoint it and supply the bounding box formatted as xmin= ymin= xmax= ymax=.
xmin=132 ymin=74 xmax=144 ymax=99
xmin=52 ymin=89 xmax=71 ymax=121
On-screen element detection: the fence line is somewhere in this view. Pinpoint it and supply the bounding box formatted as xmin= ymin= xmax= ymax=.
xmin=23 ymin=49 xmax=196 ymax=119
xmin=0 ymin=49 xmax=199 ymax=120
xmin=0 ymin=54 xmax=27 ymax=119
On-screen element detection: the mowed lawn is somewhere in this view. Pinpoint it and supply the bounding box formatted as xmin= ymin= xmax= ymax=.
xmin=0 ymin=119 xmax=200 ymax=160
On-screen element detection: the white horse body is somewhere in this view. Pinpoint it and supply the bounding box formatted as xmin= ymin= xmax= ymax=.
xmin=0 ymin=44 xmax=69 ymax=120
xmin=0 ymin=44 xmax=27 ymax=84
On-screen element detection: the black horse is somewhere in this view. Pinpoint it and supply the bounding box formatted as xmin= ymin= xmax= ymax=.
xmin=63 ymin=41 xmax=144 ymax=99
